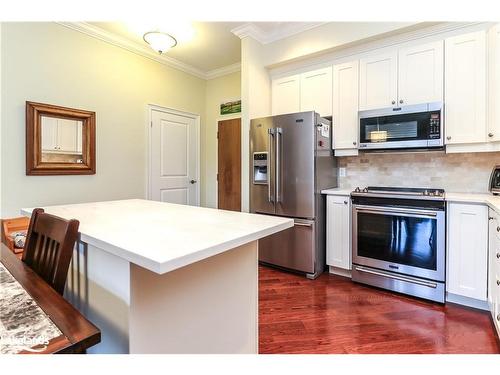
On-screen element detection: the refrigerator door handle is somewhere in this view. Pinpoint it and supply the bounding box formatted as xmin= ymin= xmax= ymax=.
xmin=275 ymin=127 xmax=282 ymax=203
xmin=267 ymin=128 xmax=275 ymax=203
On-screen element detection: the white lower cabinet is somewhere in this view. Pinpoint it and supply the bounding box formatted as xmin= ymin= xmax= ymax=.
xmin=326 ymin=195 xmax=351 ymax=270
xmin=447 ymin=202 xmax=488 ymax=301
xmin=488 ymin=208 xmax=500 ymax=337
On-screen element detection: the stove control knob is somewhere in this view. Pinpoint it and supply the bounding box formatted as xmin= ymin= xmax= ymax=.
xmin=435 ymin=190 xmax=441 ymax=196
xmin=354 ymin=187 xmax=361 ymax=193
xmin=423 ymin=190 xmax=429 ymax=196
xmin=362 ymin=187 xmax=369 ymax=193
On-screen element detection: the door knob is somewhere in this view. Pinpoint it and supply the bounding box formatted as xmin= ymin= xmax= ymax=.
xmin=489 ymin=133 xmax=494 ymax=138
xmin=190 ymin=179 xmax=197 ymax=184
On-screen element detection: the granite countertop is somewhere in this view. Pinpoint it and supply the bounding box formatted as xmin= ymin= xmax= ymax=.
xmin=22 ymin=199 xmax=293 ymax=275
xmin=0 ymin=262 xmax=62 ymax=354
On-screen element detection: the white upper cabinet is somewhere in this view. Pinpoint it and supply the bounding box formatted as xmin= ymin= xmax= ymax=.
xmin=271 ymin=74 xmax=300 ymax=115
xmin=447 ymin=202 xmax=488 ymax=300
xmin=58 ymin=118 xmax=80 ymax=153
xmin=489 ymin=24 xmax=500 ymax=142
xmin=359 ymin=51 xmax=398 ymax=110
xmin=272 ymin=67 xmax=332 ymax=117
xmin=333 ymin=60 xmax=359 ymax=150
xmin=445 ymin=31 xmax=487 ymax=145
xmin=398 ymin=41 xmax=444 ymax=106
xmin=41 ymin=116 xmax=58 ymax=151
xmin=300 ymin=67 xmax=333 ymax=117
xmin=326 ymin=195 xmax=351 ymax=270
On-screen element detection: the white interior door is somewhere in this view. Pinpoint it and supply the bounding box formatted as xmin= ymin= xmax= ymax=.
xmin=150 ymin=108 xmax=199 ymax=206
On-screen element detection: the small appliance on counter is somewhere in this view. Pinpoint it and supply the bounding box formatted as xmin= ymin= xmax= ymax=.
xmin=351 ymin=186 xmax=446 ymax=303
xmin=250 ymin=111 xmax=337 ymax=279
xmin=489 ymin=165 xmax=500 ymax=195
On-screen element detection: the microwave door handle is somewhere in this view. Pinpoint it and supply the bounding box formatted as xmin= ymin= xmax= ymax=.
xmin=267 ymin=129 xmax=274 ymax=203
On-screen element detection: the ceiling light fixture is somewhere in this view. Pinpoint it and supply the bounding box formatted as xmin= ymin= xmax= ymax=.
xmin=143 ymin=31 xmax=177 ymax=54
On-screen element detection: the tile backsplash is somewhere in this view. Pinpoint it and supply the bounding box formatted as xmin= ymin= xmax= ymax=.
xmin=338 ymin=151 xmax=500 ymax=193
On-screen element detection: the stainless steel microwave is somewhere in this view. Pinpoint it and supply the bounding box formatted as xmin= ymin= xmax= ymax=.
xmin=358 ymin=102 xmax=443 ymax=151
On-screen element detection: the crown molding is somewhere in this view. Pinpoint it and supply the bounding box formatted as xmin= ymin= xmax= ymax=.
xmin=205 ymin=62 xmax=241 ymax=80
xmin=268 ymin=21 xmax=490 ymax=74
xmin=231 ymin=22 xmax=325 ymax=44
xmin=56 ymin=22 xmax=240 ymax=80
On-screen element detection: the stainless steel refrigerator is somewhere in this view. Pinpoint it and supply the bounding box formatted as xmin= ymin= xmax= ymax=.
xmin=250 ymin=111 xmax=337 ymax=279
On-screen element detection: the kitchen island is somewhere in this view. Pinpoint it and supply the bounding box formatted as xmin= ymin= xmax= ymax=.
xmin=21 ymin=199 xmax=293 ymax=354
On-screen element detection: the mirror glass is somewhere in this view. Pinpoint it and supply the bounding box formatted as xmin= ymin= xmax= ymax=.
xmin=40 ymin=115 xmax=84 ymax=163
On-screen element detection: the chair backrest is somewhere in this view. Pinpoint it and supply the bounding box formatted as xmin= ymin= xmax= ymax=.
xmin=22 ymin=208 xmax=80 ymax=295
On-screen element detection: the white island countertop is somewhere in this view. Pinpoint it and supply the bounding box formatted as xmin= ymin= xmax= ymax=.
xmin=21 ymin=199 xmax=293 ymax=275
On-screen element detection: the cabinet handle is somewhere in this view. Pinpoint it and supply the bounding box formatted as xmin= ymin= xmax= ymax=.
xmin=352 ymin=141 xmax=357 ymax=146
xmin=497 ymin=252 xmax=500 ymax=259
xmin=446 ymin=136 xmax=451 ymax=141
xmin=399 ymin=99 xmax=404 ymax=104
xmin=489 ymin=133 xmax=494 ymax=138
xmin=344 ymin=201 xmax=348 ymax=205
xmin=497 ymin=280 xmax=500 ymax=286
xmin=391 ymin=100 xmax=396 ymax=105
xmin=498 ymin=313 xmax=500 ymax=322
xmin=497 ymin=226 xmax=500 ymax=232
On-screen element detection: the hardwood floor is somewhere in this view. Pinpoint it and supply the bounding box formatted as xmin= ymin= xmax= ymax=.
xmin=259 ymin=265 xmax=500 ymax=354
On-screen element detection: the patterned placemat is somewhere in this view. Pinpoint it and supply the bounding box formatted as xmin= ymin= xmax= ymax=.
xmin=0 ymin=262 xmax=63 ymax=354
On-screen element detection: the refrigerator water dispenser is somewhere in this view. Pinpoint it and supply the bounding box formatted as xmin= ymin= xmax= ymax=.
xmin=252 ymin=152 xmax=268 ymax=184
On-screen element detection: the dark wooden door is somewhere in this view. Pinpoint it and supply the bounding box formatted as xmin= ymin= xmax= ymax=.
xmin=217 ymin=118 xmax=241 ymax=211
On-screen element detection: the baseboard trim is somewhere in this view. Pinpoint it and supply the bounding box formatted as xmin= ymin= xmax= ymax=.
xmin=328 ymin=266 xmax=352 ymax=278
xmin=446 ymin=292 xmax=489 ymax=311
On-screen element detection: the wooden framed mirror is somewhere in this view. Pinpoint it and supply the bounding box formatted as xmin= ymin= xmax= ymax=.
xmin=26 ymin=102 xmax=96 ymax=175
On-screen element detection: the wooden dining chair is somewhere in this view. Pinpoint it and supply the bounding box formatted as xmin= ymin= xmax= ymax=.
xmin=22 ymin=208 xmax=80 ymax=295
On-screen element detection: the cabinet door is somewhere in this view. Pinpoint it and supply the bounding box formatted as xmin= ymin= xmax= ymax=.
xmin=359 ymin=51 xmax=398 ymax=110
xmin=447 ymin=203 xmax=488 ymax=300
xmin=489 ymin=24 xmax=500 ymax=142
xmin=272 ymin=74 xmax=300 ymax=115
xmin=488 ymin=210 xmax=500 ymax=312
xmin=300 ymin=67 xmax=333 ymax=116
xmin=333 ymin=61 xmax=359 ymax=150
xmin=326 ymin=195 xmax=351 ymax=270
xmin=445 ymin=31 xmax=487 ymax=144
xmin=398 ymin=41 xmax=444 ymax=106
xmin=41 ymin=116 xmax=58 ymax=151
xmin=57 ymin=118 xmax=79 ymax=153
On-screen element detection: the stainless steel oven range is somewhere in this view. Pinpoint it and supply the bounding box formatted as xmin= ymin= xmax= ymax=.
xmin=351 ymin=186 xmax=446 ymax=303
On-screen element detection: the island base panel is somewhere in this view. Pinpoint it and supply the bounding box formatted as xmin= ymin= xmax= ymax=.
xmin=129 ymin=241 xmax=258 ymax=354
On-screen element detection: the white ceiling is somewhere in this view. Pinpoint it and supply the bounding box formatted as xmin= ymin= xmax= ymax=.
xmin=61 ymin=22 xmax=421 ymax=80
xmin=90 ymin=22 xmax=243 ymax=73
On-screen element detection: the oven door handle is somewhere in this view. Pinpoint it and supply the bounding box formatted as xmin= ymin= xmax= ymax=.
xmin=353 ymin=204 xmax=438 ymax=218
xmin=354 ymin=266 xmax=438 ymax=289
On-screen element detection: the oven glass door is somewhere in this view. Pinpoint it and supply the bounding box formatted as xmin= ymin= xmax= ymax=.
xmin=359 ymin=111 xmax=439 ymax=144
xmin=353 ymin=206 xmax=445 ymax=281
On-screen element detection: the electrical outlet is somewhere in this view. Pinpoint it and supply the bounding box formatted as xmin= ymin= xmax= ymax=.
xmin=339 ymin=167 xmax=346 ymax=177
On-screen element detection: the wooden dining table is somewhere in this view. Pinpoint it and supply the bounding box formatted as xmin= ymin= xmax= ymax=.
xmin=0 ymin=244 xmax=100 ymax=354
